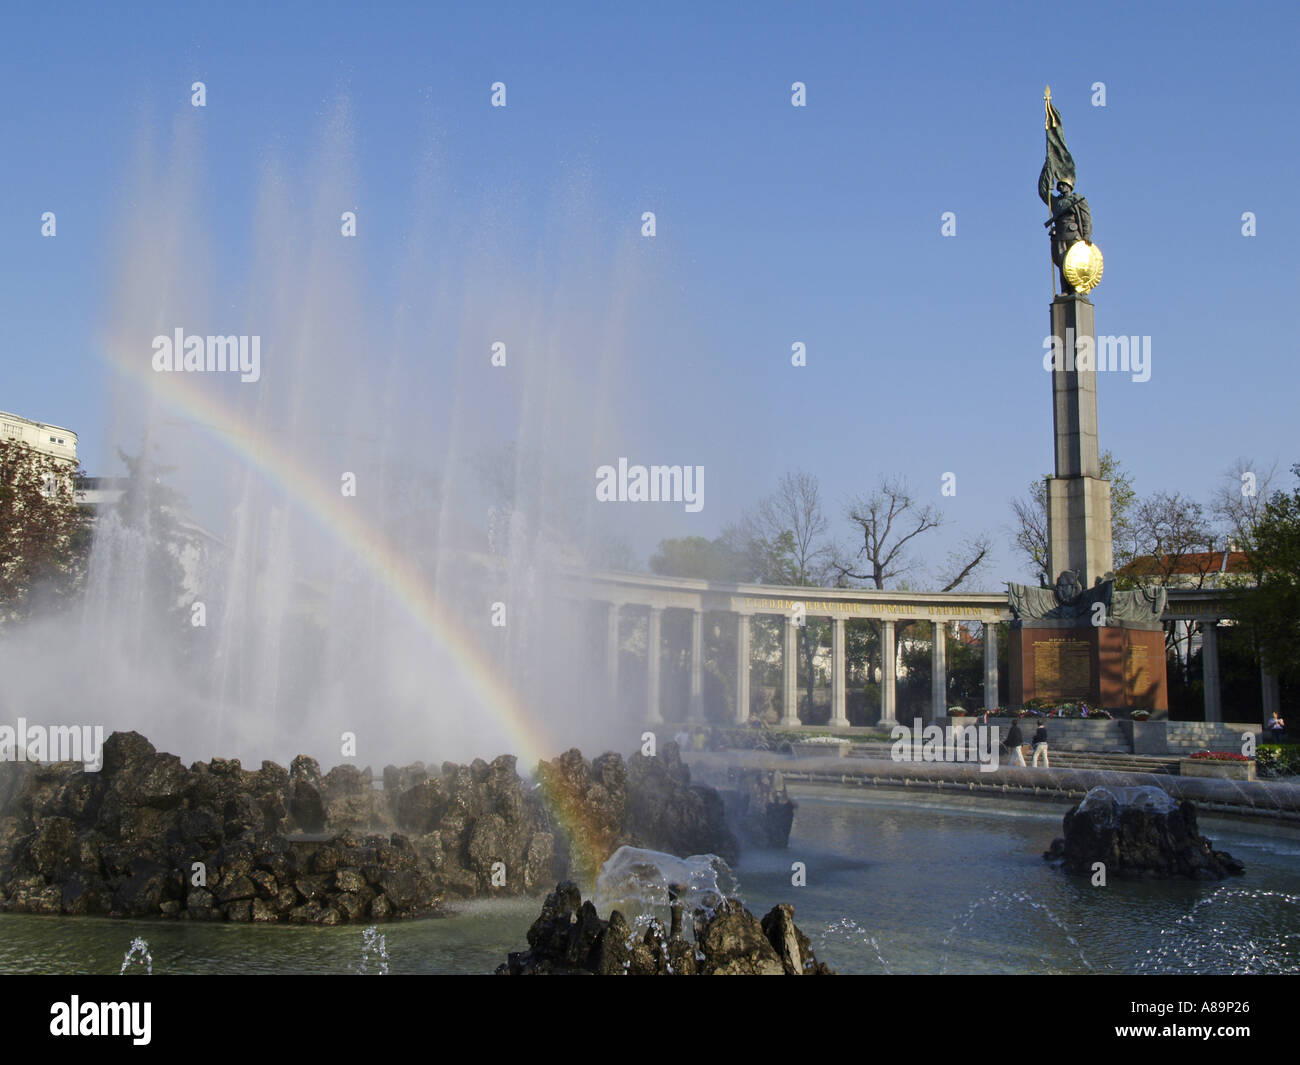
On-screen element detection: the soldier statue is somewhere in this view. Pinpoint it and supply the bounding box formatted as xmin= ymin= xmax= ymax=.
xmin=1045 ymin=178 xmax=1093 ymax=297
xmin=1038 ymin=87 xmax=1101 ymax=298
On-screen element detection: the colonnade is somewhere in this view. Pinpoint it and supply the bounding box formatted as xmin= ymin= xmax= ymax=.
xmin=582 ymin=577 xmax=1276 ymax=729
xmin=602 ymin=601 xmax=1003 ymax=727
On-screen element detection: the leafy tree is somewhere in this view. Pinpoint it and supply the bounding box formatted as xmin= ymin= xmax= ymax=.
xmin=648 ymin=535 xmax=740 ymax=581
xmin=1237 ymin=465 xmax=1300 ymax=684
xmin=0 ymin=439 xmax=91 ymax=623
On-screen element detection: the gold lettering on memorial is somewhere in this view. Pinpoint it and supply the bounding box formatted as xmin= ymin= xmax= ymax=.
xmin=1032 ymin=637 xmax=1091 ymax=699
xmin=1123 ymin=643 xmax=1151 ymax=696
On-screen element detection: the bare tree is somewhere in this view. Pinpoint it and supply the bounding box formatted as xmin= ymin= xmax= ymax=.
xmin=937 ymin=533 xmax=994 ymax=592
xmin=750 ymin=471 xmax=836 ymax=715
xmin=1008 ymin=450 xmax=1137 ymax=584
xmin=1210 ymin=457 xmax=1277 ymax=557
xmin=1127 ymin=490 xmax=1216 ymax=676
xmin=1129 ymin=491 xmax=1216 ymax=589
xmin=837 ymin=476 xmax=942 ymax=589
xmin=754 ymin=470 xmax=835 ymax=586
xmin=1010 ymin=489 xmax=1051 ymax=587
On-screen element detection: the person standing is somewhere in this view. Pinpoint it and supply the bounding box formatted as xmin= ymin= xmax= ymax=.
xmin=1004 ymin=719 xmax=1026 ymax=767
xmin=1268 ymin=712 xmax=1286 ymax=744
xmin=1032 ymin=721 xmax=1050 ymax=767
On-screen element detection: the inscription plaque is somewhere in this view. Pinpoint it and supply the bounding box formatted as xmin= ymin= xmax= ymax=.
xmin=1124 ymin=643 xmax=1151 ymax=698
xmin=1033 ymin=637 xmax=1091 ymax=699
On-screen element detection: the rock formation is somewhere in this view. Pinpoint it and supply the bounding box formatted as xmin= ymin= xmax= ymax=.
xmin=0 ymin=731 xmax=740 ymax=922
xmin=1043 ymin=785 xmax=1244 ymax=880
xmin=719 ymin=768 xmax=795 ymax=848
xmin=496 ymin=881 xmax=834 ymax=975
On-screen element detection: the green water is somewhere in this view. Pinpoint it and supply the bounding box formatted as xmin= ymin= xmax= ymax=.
xmin=3 ymin=788 xmax=1298 ymax=974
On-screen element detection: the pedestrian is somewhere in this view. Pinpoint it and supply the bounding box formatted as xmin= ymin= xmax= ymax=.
xmin=1004 ymin=718 xmax=1026 ymax=767
xmin=1268 ymin=712 xmax=1286 ymax=744
xmin=1032 ymin=720 xmax=1049 ymax=767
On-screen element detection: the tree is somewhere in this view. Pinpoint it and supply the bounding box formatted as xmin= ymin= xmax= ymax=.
xmin=0 ymin=439 xmax=90 ymax=623
xmin=1009 ymin=449 xmax=1137 ymax=585
xmin=1126 ymin=492 xmax=1216 ymax=588
xmin=838 ymin=476 xmax=990 ymax=592
xmin=1210 ymin=457 xmax=1276 ymax=564
xmin=648 ymin=535 xmax=741 ymax=581
xmin=752 ymin=471 xmax=835 ymax=587
xmin=1237 ymin=465 xmax=1300 ymax=684
xmin=749 ymin=472 xmax=837 ymax=714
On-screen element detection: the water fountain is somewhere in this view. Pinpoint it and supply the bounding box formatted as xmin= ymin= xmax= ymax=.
xmin=593 ymin=845 xmax=738 ymax=936
xmin=119 ymin=937 xmax=152 ymax=975
xmin=358 ymin=925 xmax=389 ymax=975
xmin=0 ymin=101 xmax=654 ymax=774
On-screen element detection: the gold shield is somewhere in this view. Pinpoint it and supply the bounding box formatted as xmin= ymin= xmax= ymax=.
xmin=1063 ymin=241 xmax=1104 ymax=294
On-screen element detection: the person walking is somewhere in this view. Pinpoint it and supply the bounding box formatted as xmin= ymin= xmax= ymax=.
xmin=1004 ymin=719 xmax=1026 ymax=767
xmin=1032 ymin=720 xmax=1049 ymax=767
xmin=1268 ymin=712 xmax=1286 ymax=744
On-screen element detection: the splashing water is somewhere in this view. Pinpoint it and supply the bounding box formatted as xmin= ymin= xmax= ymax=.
xmin=594 ymin=846 xmax=739 ymax=940
xmin=938 ymin=889 xmax=1093 ymax=974
xmin=1138 ymin=887 xmax=1300 ymax=975
xmin=119 ymin=937 xmax=152 ymax=975
xmin=359 ymin=925 xmax=389 ymax=975
xmin=820 ymin=917 xmax=892 ymax=974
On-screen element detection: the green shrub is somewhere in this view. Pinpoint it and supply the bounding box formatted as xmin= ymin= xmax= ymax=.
xmin=1257 ymin=744 xmax=1300 ymax=778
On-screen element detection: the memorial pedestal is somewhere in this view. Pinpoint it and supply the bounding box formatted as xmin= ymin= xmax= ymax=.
xmin=1009 ymin=620 xmax=1167 ymax=713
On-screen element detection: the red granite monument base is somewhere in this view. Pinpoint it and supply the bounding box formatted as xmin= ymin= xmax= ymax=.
xmin=1009 ymin=623 xmax=1167 ymax=712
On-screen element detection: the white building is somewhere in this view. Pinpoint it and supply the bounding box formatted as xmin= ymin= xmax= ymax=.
xmin=1 ymin=410 xmax=78 ymax=466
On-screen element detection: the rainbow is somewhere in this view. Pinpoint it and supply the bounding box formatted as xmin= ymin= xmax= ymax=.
xmin=106 ymin=345 xmax=611 ymax=880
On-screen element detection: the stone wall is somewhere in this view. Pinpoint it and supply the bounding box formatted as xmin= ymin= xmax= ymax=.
xmin=943 ymin=717 xmax=1262 ymax=756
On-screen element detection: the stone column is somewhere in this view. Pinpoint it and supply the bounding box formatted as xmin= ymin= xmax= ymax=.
xmin=647 ymin=607 xmax=663 ymax=724
xmin=1046 ymin=296 xmax=1114 ymax=588
xmin=1262 ymin=665 xmax=1281 ymax=728
xmin=983 ymin=621 xmax=999 ymax=711
xmin=606 ymin=603 xmax=620 ymax=704
xmin=688 ymin=608 xmax=704 ymax=722
xmin=880 ymin=619 xmax=898 ymax=726
xmin=780 ymin=615 xmax=800 ymax=727
xmin=1201 ymin=620 xmax=1221 ymax=724
xmin=735 ymin=613 xmax=752 ymax=724
xmin=931 ymin=619 xmax=948 ymax=722
xmin=831 ymin=616 xmax=849 ymax=727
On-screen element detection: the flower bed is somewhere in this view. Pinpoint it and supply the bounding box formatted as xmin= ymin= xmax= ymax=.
xmin=1180 ymin=751 xmax=1255 ymax=781
xmin=790 ymin=739 xmax=851 ymax=758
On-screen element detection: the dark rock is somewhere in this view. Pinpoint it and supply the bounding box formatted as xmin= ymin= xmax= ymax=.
xmin=114 ymin=858 xmax=173 ymax=916
xmin=1056 ymin=786 xmax=1245 ymax=880
xmin=623 ymin=745 xmax=739 ymax=864
xmin=721 ymin=769 xmax=796 ymax=849
xmin=1 ymin=731 xmax=748 ymax=924
xmin=694 ymin=897 xmax=784 ymax=975
xmin=500 ymin=882 xmax=832 ymax=975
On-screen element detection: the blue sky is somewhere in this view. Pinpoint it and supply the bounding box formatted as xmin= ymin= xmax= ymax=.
xmin=2 ymin=0 xmax=1297 ymax=585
